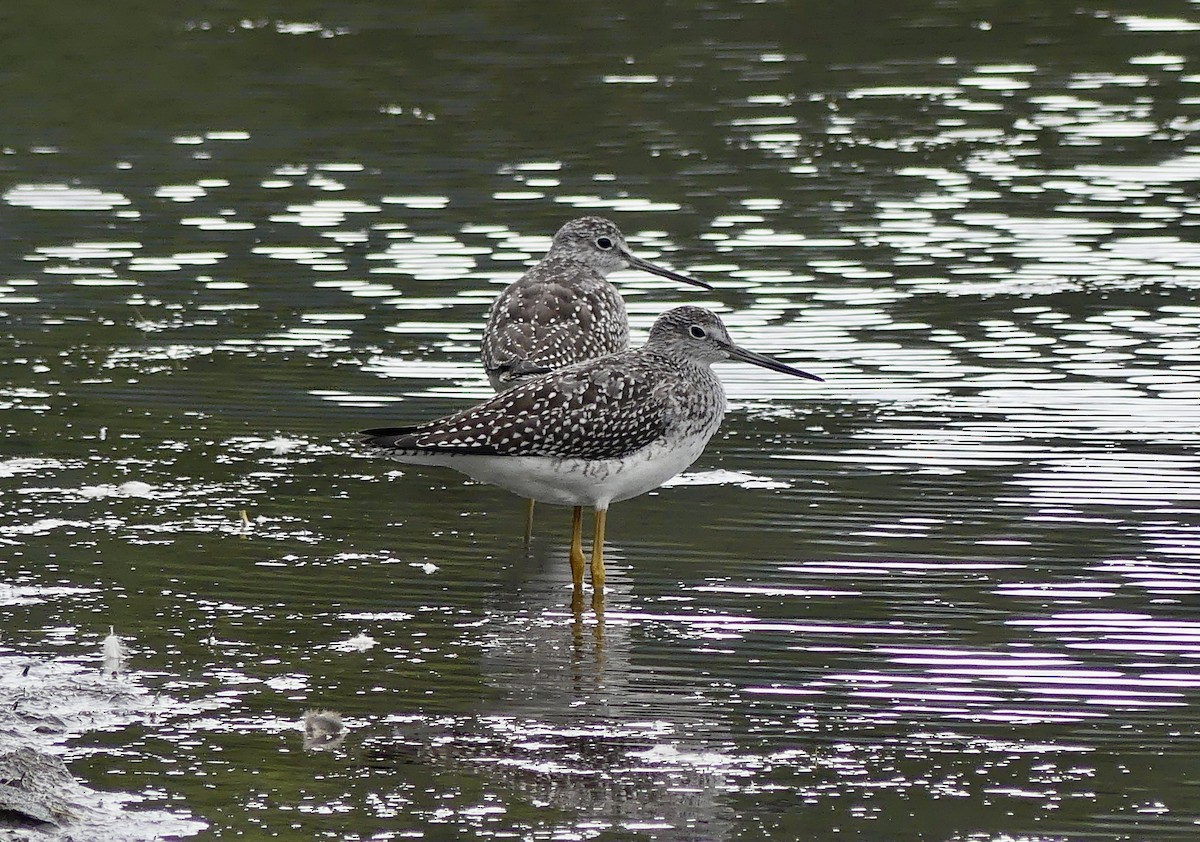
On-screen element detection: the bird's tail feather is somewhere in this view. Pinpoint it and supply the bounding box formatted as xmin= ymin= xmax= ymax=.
xmin=360 ymin=426 xmax=423 ymax=449
xmin=361 ymin=425 xmax=421 ymax=438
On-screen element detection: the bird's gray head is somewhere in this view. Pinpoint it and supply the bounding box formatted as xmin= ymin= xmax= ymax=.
xmin=548 ymin=217 xmax=712 ymax=289
xmin=647 ymin=306 xmax=824 ymax=382
xmin=549 ymin=216 xmax=633 ymax=274
xmin=647 ymin=306 xmax=736 ymax=364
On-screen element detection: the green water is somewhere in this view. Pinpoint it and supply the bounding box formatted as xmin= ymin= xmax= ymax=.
xmin=3 ymin=1 xmax=1200 ymax=839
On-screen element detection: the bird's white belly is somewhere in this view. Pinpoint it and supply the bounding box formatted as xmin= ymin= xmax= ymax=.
xmin=388 ymin=433 xmax=713 ymax=509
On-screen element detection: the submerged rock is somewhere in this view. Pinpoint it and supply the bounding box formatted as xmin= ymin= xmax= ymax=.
xmin=0 ymin=653 xmax=207 ymax=840
xmin=0 ymin=747 xmax=85 ymax=828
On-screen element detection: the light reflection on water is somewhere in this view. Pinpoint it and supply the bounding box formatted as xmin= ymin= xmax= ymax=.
xmin=2 ymin=1 xmax=1200 ymax=839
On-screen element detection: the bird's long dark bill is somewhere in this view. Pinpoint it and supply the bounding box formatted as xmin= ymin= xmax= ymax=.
xmin=727 ymin=344 xmax=824 ymax=382
xmin=625 ymin=253 xmax=714 ymax=290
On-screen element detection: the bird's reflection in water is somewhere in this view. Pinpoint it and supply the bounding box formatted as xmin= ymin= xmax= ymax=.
xmin=373 ymin=544 xmax=738 ymax=839
xmin=569 ymin=584 xmax=606 ymax=686
xmin=494 ymin=535 xmax=617 ymax=702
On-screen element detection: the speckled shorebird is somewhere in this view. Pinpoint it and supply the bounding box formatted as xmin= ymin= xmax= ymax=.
xmin=481 ymin=217 xmax=712 ymax=539
xmin=364 ymin=306 xmax=822 ymax=595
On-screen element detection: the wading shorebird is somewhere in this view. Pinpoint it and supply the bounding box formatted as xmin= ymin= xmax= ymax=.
xmin=364 ymin=306 xmax=822 ymax=596
xmin=480 ymin=216 xmax=713 ymax=540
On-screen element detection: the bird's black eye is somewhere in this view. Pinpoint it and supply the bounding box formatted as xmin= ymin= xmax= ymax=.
xmin=596 ymin=237 xmax=613 ymax=250
xmin=688 ymin=325 xmax=706 ymax=339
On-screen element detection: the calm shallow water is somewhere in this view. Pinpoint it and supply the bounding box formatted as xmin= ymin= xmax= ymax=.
xmin=3 ymin=1 xmax=1200 ymax=839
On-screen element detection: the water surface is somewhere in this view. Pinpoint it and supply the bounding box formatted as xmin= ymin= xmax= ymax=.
xmin=3 ymin=1 xmax=1200 ymax=839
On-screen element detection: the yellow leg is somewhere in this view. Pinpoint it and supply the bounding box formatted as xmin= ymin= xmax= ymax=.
xmin=590 ymin=508 xmax=607 ymax=593
xmin=523 ymin=498 xmax=536 ymax=544
xmin=568 ymin=506 xmax=585 ymax=590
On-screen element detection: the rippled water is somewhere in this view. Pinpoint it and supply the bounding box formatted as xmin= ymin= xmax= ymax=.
xmin=3 ymin=2 xmax=1200 ymax=839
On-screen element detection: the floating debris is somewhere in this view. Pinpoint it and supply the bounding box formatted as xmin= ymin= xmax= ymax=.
xmin=264 ymin=436 xmax=301 ymax=455
xmin=331 ymin=633 xmax=377 ymax=653
xmin=79 ymin=481 xmax=155 ymax=500
xmin=302 ymin=710 xmax=346 ymax=751
xmin=101 ymin=627 xmax=125 ymax=678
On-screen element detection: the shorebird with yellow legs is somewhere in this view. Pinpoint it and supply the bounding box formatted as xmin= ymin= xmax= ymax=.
xmin=363 ymin=306 xmax=822 ymax=600
xmin=479 ymin=217 xmax=712 ymax=543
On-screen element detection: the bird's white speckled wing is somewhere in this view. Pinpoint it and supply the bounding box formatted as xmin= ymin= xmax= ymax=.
xmin=481 ymin=258 xmax=629 ymax=385
xmin=367 ymin=353 xmax=674 ymax=461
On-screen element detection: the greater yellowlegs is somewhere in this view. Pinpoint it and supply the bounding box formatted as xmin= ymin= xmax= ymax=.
xmin=364 ymin=306 xmax=822 ymax=594
xmin=481 ymin=216 xmax=712 ymax=539
xmin=481 ymin=217 xmax=711 ymax=389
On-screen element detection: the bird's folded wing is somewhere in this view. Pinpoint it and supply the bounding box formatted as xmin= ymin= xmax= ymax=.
xmin=362 ymin=359 xmax=668 ymax=461
xmin=485 ymin=357 xmax=555 ymax=385
xmin=482 ymin=314 xmax=580 ymax=378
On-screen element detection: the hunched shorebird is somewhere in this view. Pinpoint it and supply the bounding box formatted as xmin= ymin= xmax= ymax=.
xmin=364 ymin=306 xmax=822 ymax=596
xmin=480 ymin=216 xmax=712 ymax=540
